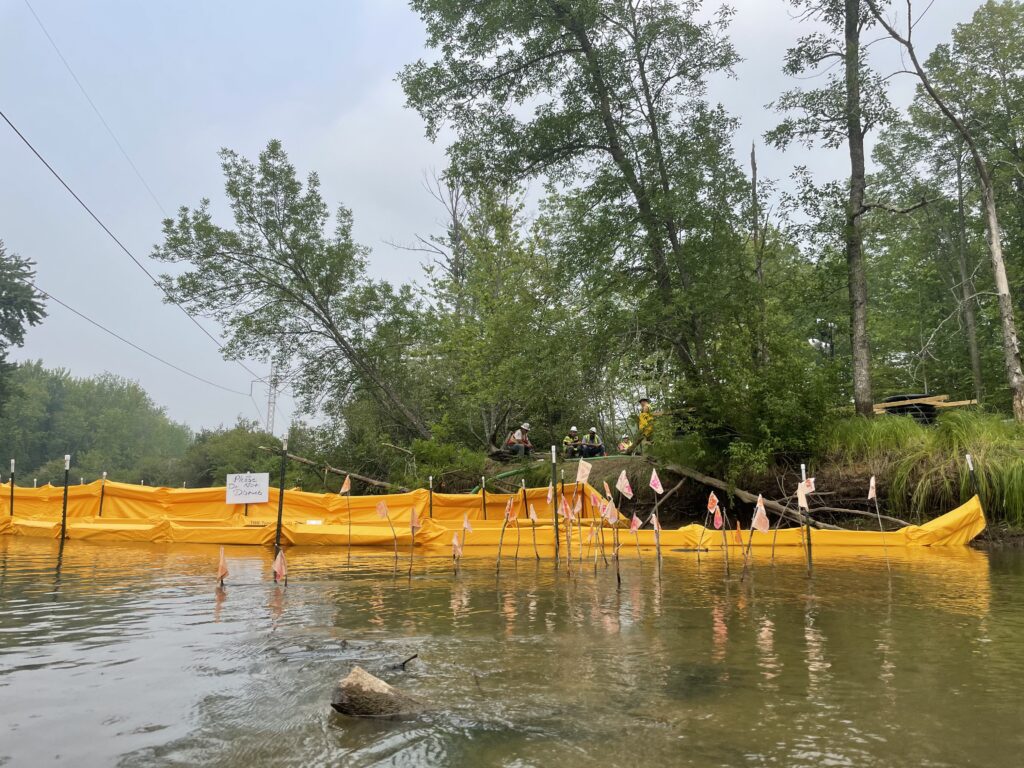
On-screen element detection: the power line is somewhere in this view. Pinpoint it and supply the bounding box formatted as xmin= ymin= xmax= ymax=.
xmin=0 ymin=107 xmax=261 ymax=384
xmin=22 ymin=0 xmax=168 ymax=217
xmin=30 ymin=281 xmax=251 ymax=397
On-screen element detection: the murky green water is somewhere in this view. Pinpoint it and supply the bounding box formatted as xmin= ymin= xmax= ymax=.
xmin=1 ymin=537 xmax=1022 ymax=767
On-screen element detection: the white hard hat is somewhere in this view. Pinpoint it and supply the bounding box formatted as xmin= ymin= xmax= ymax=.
xmin=589 ymin=427 xmax=597 ymax=433
xmin=570 ymin=426 xmax=578 ymax=432
xmin=521 ymin=422 xmax=530 ymax=430
xmin=621 ymin=434 xmax=629 ymax=439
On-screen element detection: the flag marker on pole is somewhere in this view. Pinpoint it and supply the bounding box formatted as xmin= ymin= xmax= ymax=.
xmin=217 ymin=546 xmax=229 ymax=586
xmin=272 ymin=548 xmax=287 ymax=585
xmin=869 ymin=475 xmax=890 ymax=573
xmin=377 ymin=501 xmax=398 ymax=558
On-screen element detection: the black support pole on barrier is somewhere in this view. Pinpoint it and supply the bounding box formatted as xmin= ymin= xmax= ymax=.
xmin=274 ymin=439 xmax=288 ymax=553
xmin=9 ymin=459 xmax=14 ymax=517
xmin=98 ymin=471 xmax=107 ymax=517
xmin=60 ymin=454 xmax=70 ymax=540
xmin=481 ymin=476 xmax=488 ymax=520
xmin=429 ymin=475 xmax=434 ymax=518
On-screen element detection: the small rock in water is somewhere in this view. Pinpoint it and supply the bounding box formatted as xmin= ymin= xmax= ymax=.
xmin=330 ymin=665 xmax=425 ymax=718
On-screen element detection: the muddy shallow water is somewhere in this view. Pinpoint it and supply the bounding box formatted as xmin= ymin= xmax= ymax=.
xmin=0 ymin=537 xmax=1021 ymax=767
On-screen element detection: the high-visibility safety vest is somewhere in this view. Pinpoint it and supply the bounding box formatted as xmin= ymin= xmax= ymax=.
xmin=583 ymin=432 xmax=602 ymax=445
xmin=638 ymin=411 xmax=654 ymax=437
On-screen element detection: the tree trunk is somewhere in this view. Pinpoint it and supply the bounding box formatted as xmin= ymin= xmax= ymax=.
xmin=956 ymin=149 xmax=985 ymax=404
xmin=845 ymin=0 xmax=874 ymax=417
xmin=982 ymin=180 xmax=1024 ymax=420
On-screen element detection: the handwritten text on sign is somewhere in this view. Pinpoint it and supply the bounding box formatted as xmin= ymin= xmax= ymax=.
xmin=226 ymin=473 xmax=270 ymax=504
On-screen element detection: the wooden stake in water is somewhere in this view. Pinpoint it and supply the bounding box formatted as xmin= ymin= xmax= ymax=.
xmin=869 ymin=475 xmax=890 ymax=573
xmin=561 ymin=473 xmax=573 ymax=572
xmin=573 ymin=482 xmax=584 ymax=565
xmin=696 ymin=509 xmax=711 ymax=564
xmin=609 ymin=498 xmax=622 ymax=586
xmin=341 ymin=474 xmax=353 ymax=560
xmin=650 ymin=511 xmax=663 ymax=570
xmin=376 ymin=500 xmax=398 ymax=559
xmin=550 ymin=446 xmax=559 ymax=564
xmin=515 ymin=480 xmax=527 ymax=560
xmin=496 ymin=497 xmax=511 ymax=573
xmin=800 ymin=464 xmax=813 ymax=576
xmin=409 ymin=508 xmax=420 ymax=577
xmin=719 ymin=506 xmax=730 ymax=577
xmin=529 ymin=502 xmax=540 ymax=560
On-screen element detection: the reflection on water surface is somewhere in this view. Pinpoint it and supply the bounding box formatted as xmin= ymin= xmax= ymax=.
xmin=1 ymin=538 xmax=1021 ymax=767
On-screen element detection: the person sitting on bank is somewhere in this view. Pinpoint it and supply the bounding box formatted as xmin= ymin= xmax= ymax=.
xmin=506 ymin=422 xmax=534 ymax=457
xmin=617 ymin=434 xmax=633 ymax=453
xmin=562 ymin=426 xmax=582 ymax=458
xmin=581 ymin=427 xmax=606 ymax=458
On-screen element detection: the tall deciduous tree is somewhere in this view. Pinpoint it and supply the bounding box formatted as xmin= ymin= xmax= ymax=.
xmin=768 ymin=0 xmax=895 ymax=417
xmin=400 ymin=0 xmax=740 ymax=376
xmin=152 ymin=140 xmax=432 ymax=440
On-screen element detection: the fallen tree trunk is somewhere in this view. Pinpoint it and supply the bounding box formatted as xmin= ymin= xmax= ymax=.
xmin=663 ymin=462 xmax=842 ymax=531
xmin=258 ymin=446 xmax=408 ymax=492
xmin=804 ymin=505 xmax=910 ymax=528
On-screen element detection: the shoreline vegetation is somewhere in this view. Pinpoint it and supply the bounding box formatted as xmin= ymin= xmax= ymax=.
xmin=2 ymin=362 xmax=1020 ymax=544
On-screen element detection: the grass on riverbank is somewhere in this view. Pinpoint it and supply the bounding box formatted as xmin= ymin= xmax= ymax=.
xmin=818 ymin=410 xmax=1024 ymax=526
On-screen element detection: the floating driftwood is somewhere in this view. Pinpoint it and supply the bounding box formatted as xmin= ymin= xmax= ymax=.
xmin=330 ymin=666 xmax=425 ymax=718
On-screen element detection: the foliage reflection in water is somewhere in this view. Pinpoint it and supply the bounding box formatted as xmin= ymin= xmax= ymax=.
xmin=0 ymin=537 xmax=1021 ymax=767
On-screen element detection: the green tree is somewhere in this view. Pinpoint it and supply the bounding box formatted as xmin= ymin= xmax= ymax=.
xmin=768 ymin=0 xmax=897 ymax=417
xmin=0 ymin=362 xmax=191 ymax=484
xmin=0 ymin=240 xmax=46 ymax=415
xmin=153 ymin=140 xmax=432 ymax=441
xmin=400 ymin=0 xmax=741 ymax=376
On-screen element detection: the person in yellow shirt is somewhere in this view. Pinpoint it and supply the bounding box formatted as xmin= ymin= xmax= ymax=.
xmin=638 ymin=397 xmax=655 ymax=442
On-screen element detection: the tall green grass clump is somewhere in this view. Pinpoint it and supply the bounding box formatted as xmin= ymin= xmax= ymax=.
xmin=818 ymin=410 xmax=1024 ymax=526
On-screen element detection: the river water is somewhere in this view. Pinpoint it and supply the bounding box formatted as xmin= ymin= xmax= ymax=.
xmin=0 ymin=537 xmax=1021 ymax=767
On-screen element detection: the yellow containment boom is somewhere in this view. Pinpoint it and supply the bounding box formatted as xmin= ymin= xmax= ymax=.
xmin=0 ymin=480 xmax=985 ymax=549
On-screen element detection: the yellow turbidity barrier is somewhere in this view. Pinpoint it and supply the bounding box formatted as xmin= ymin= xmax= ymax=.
xmin=0 ymin=480 xmax=985 ymax=549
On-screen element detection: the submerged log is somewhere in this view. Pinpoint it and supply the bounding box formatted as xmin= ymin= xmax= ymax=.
xmin=330 ymin=665 xmax=425 ymax=718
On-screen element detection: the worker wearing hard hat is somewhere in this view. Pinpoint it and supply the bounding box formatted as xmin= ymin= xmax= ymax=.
xmin=580 ymin=427 xmax=606 ymax=458
xmin=617 ymin=434 xmax=633 ymax=453
xmin=505 ymin=422 xmax=534 ymax=457
xmin=562 ymin=426 xmax=582 ymax=458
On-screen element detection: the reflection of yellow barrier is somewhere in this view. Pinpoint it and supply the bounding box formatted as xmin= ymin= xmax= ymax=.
xmin=0 ymin=480 xmax=985 ymax=549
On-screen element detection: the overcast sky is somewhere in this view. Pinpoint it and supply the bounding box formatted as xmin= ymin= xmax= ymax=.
xmin=0 ymin=0 xmax=981 ymax=434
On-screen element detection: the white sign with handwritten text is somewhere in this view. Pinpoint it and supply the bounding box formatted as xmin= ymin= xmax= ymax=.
xmin=226 ymin=472 xmax=270 ymax=504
